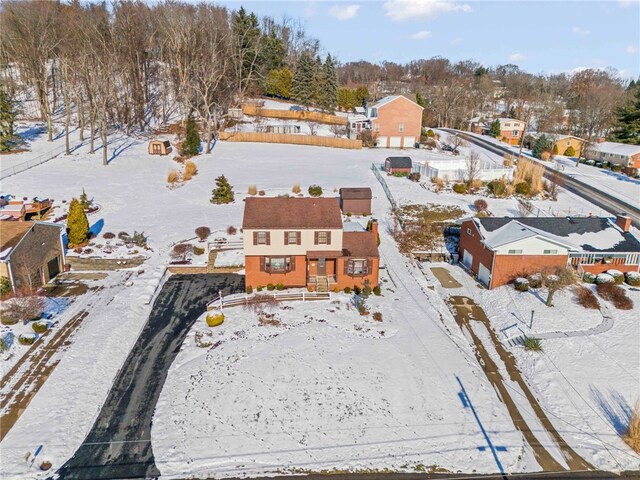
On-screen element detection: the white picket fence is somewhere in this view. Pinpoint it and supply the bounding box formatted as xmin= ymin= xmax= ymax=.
xmin=207 ymin=290 xmax=332 ymax=310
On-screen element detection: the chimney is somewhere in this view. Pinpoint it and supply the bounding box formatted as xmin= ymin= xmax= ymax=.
xmin=370 ymin=219 xmax=379 ymax=240
xmin=615 ymin=213 xmax=631 ymax=233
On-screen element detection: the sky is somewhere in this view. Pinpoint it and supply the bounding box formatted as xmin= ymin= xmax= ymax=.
xmin=219 ymin=0 xmax=640 ymax=79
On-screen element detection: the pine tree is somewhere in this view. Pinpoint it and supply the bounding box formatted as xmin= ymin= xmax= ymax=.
xmin=532 ymin=134 xmax=552 ymax=159
xmin=67 ymin=198 xmax=89 ymax=247
xmin=354 ymin=86 xmax=369 ymax=106
xmin=232 ymin=7 xmax=261 ymax=92
xmin=0 ymin=87 xmax=19 ymax=152
xmin=318 ymin=54 xmax=338 ymax=112
xmin=337 ymin=88 xmax=356 ymax=110
xmin=489 ymin=119 xmax=501 ymax=137
xmin=264 ymin=67 xmax=293 ymax=98
xmin=210 ymin=175 xmax=234 ymax=204
xmin=182 ymin=116 xmax=201 ymax=157
xmin=259 ymin=31 xmax=286 ymax=73
xmin=609 ymin=84 xmax=640 ymax=145
xmin=292 ymin=52 xmax=316 ymax=109
xmin=79 ymin=188 xmax=90 ymax=209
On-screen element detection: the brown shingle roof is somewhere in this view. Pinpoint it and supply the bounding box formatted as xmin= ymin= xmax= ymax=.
xmin=243 ymin=197 xmax=342 ymax=229
xmin=342 ymin=231 xmax=379 ymax=258
xmin=339 ymin=187 xmax=372 ymax=200
xmin=0 ymin=221 xmax=34 ymax=253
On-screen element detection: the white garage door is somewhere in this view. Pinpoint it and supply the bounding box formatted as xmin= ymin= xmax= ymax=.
xmin=403 ymin=136 xmax=416 ymax=148
xmin=389 ymin=136 xmax=402 ymax=148
xmin=462 ymin=249 xmax=473 ymax=268
xmin=376 ymin=136 xmax=387 ymax=148
xmin=478 ymin=263 xmax=491 ymax=287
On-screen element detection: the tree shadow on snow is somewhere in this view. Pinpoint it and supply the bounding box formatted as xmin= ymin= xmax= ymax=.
xmin=589 ymin=385 xmax=632 ymax=435
xmin=18 ymin=124 xmax=47 ymax=143
xmin=89 ymin=219 xmax=105 ymax=238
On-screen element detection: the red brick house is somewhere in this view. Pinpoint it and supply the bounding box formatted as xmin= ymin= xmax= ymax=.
xmin=459 ymin=215 xmax=640 ymax=288
xmin=369 ymin=95 xmax=423 ymax=149
xmin=497 ymin=118 xmax=526 ymax=146
xmin=243 ymin=197 xmax=379 ymax=292
xmin=339 ymin=187 xmax=372 ymax=215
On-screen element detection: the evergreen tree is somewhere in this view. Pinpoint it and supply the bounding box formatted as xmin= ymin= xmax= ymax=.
xmin=337 ymin=88 xmax=356 ymax=110
xmin=67 ymin=198 xmax=89 ymax=247
xmin=318 ymin=54 xmax=338 ymax=112
xmin=210 ymin=175 xmax=234 ymax=204
xmin=609 ymin=84 xmax=640 ymax=145
xmin=259 ymin=31 xmax=286 ymax=73
xmin=291 ymin=51 xmax=316 ymax=109
xmin=0 ymin=87 xmax=19 ymax=152
xmin=264 ymin=67 xmax=293 ymax=98
xmin=232 ymin=7 xmax=261 ymax=92
xmin=79 ymin=188 xmax=90 ymax=209
xmin=489 ymin=119 xmax=501 ymax=137
xmin=532 ymin=134 xmax=552 ymax=159
xmin=182 ymin=116 xmax=201 ymax=157
xmin=354 ymin=86 xmax=369 ymax=106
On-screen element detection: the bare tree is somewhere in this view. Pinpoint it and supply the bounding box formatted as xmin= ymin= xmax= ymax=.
xmin=308 ymin=122 xmax=319 ymax=136
xmin=543 ymin=267 xmax=576 ymax=307
xmin=465 ymin=151 xmax=481 ymax=184
xmin=330 ymin=124 xmax=346 ymax=138
xmin=450 ymin=135 xmax=466 ymax=153
xmin=1 ymin=290 xmax=46 ymax=325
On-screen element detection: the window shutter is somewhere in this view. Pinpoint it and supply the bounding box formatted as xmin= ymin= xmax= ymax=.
xmin=314 ymin=232 xmax=319 ymax=245
xmin=344 ymin=259 xmax=350 ymax=275
xmin=253 ymin=232 xmax=258 ymax=245
xmin=297 ymin=232 xmax=301 ymax=245
xmin=366 ymin=259 xmax=373 ymax=275
xmin=326 ymin=231 xmax=331 ymax=245
xmin=284 ymin=231 xmax=289 ymax=245
xmin=260 ymin=256 xmax=265 ymax=271
xmin=266 ymin=232 xmax=271 ymax=245
xmin=291 ymin=256 xmax=296 ymax=271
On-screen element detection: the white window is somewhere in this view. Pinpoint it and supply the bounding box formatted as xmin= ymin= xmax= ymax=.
xmin=399 ymin=123 xmax=404 ymax=133
xmin=544 ymin=249 xmax=558 ymax=254
xmin=347 ymin=259 xmax=368 ymax=276
xmin=512 ymin=130 xmax=518 ymax=136
xmin=508 ymin=249 xmax=523 ymax=254
xmin=317 ymin=231 xmax=328 ymax=244
xmin=287 ymin=231 xmax=298 ymax=244
xmin=270 ymin=257 xmax=286 ymax=271
xmin=257 ymin=231 xmax=267 ymax=244
xmin=467 ymin=228 xmax=472 ymax=236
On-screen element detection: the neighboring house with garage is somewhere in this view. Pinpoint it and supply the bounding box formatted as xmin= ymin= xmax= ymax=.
xmin=541 ymin=133 xmax=585 ymax=157
xmin=459 ymin=214 xmax=640 ymax=288
xmin=585 ymin=141 xmax=640 ymax=169
xmin=368 ymin=95 xmax=423 ymax=149
xmin=384 ymin=156 xmax=412 ymax=174
xmin=0 ymin=221 xmax=66 ymax=292
xmin=339 ymin=187 xmax=372 ymax=215
xmin=242 ymin=197 xmax=379 ymax=292
xmin=497 ymin=118 xmax=526 ymax=146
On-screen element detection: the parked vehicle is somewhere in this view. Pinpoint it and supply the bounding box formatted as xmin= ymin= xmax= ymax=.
xmin=441 ymin=144 xmax=453 ymax=152
xmin=289 ymin=105 xmax=304 ymax=111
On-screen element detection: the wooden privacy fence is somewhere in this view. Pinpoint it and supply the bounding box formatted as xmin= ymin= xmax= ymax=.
xmin=207 ymin=290 xmax=332 ymax=310
xmin=241 ymin=104 xmax=347 ymax=125
xmin=219 ymin=131 xmax=362 ymax=149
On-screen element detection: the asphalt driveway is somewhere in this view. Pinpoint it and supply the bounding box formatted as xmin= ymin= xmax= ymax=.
xmin=55 ymin=273 xmax=244 ymax=480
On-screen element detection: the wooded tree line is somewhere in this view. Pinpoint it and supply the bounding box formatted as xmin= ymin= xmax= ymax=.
xmin=0 ymin=0 xmax=320 ymax=161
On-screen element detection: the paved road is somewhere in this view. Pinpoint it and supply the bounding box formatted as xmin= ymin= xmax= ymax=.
xmin=55 ymin=273 xmax=244 ymax=480
xmin=443 ymin=129 xmax=640 ymax=228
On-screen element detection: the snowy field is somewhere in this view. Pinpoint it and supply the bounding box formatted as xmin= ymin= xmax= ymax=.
xmin=1 ymin=125 xmax=638 ymax=477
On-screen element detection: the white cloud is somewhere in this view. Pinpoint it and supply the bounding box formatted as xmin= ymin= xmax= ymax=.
xmin=509 ymin=53 xmax=525 ymax=61
xmin=384 ymin=0 xmax=471 ymax=21
xmin=451 ymin=37 xmax=463 ymax=44
xmin=571 ymin=26 xmax=590 ymax=36
xmin=328 ymin=4 xmax=360 ymax=20
xmin=619 ymin=0 xmax=639 ymax=7
xmin=411 ymin=30 xmax=432 ymax=40
xmin=626 ymin=44 xmax=639 ymax=54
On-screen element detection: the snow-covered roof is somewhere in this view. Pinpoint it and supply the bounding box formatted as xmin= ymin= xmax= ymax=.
xmin=354 ymin=106 xmax=366 ymax=114
xmin=591 ymin=142 xmax=640 ymax=157
xmin=497 ymin=118 xmax=524 ymax=125
xmin=347 ymin=113 xmax=368 ymax=122
xmin=342 ymin=221 xmax=366 ymax=232
xmin=536 ymin=132 xmax=585 ymax=143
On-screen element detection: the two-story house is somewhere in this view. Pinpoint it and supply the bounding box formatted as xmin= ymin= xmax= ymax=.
xmin=242 ymin=197 xmax=379 ymax=292
xmin=497 ymin=118 xmax=526 ymax=145
xmin=368 ymin=95 xmax=423 ymax=149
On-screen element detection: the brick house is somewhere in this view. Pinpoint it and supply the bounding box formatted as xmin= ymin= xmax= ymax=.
xmin=339 ymin=188 xmax=372 ymax=216
xmin=0 ymin=221 xmax=66 ymax=292
xmin=585 ymin=142 xmax=640 ymax=169
xmin=459 ymin=215 xmax=640 ymax=288
xmin=243 ymin=197 xmax=379 ymax=292
xmin=384 ymin=156 xmax=412 ymax=174
xmin=497 ymin=118 xmax=526 ymax=146
xmin=368 ymin=95 xmax=423 ymax=149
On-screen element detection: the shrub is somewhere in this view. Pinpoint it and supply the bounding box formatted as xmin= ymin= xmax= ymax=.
xmin=258 ymin=190 xmax=266 ymax=196
xmin=266 ymin=283 xmax=275 ymax=291
xmin=523 ymin=336 xmax=542 ymax=352
xmin=246 ymin=286 xmax=253 ymax=294
xmin=181 ymin=116 xmax=201 ymax=157
xmin=183 ymin=160 xmax=198 ymax=180
xmin=514 ymin=278 xmax=529 ymax=292
xmin=292 ymin=183 xmax=301 ymax=194
xmin=606 ymin=269 xmax=624 ymax=284
xmin=540 ymin=151 xmax=551 ymax=161
xmin=595 ymin=273 xmax=614 ymax=285
xmin=1 ymin=294 xmax=46 ymax=325
xmin=575 ymin=286 xmax=600 ymax=309
xmin=227 ymin=226 xmax=237 ymax=235
xmin=476 ymin=211 xmax=489 ymax=218
xmin=453 ymin=183 xmax=467 ymax=194
xmin=596 ymin=283 xmax=633 ymax=310
xmin=333 ymin=287 xmax=340 ymax=293
xmin=515 ymin=182 xmax=531 ymax=196
xmin=372 ymin=312 xmax=383 ymax=322
xmin=167 ymin=169 xmax=180 ymax=184
xmin=132 ymin=231 xmax=147 ymax=247
xmin=206 ymin=312 xmax=224 ymax=327
xmin=353 ymin=286 xmax=361 ymax=295
xmin=195 ymin=226 xmax=211 ymax=241
xmin=256 ymin=286 xmax=263 ymax=291
xmin=343 ymin=286 xmax=352 ymax=294
xmin=582 ymin=272 xmax=596 ymax=284
xmin=18 ymin=334 xmax=36 ymax=346
xmin=275 ymin=283 xmax=285 ymax=291
xmin=611 ymin=164 xmax=623 ymax=172
xmin=473 ymin=199 xmax=488 ymax=213
xmin=552 ymin=144 xmax=559 ymax=155
xmin=308 ymin=185 xmax=323 ymax=197
xmin=625 ymin=271 xmax=640 ymax=287
xmin=373 ymin=285 xmax=381 ymax=296
xmin=32 ymin=321 xmax=48 ymax=334
xmin=118 ymin=231 xmax=130 ymax=240
xmin=0 ymin=276 xmax=11 ymax=296
xmin=211 ymin=175 xmax=234 ymax=204
xmin=103 ymin=232 xmax=115 ymax=240
xmin=487 ymin=179 xmax=506 ymax=197
xmin=624 ymin=401 xmax=640 ymax=454
xmin=427 ymin=129 xmax=435 ymax=137
xmin=564 ymin=146 xmax=576 ymax=156
xmin=392 ymin=172 xmax=409 ymax=177
xmin=67 ymin=197 xmax=89 ymax=247
xmin=193 ymin=246 xmax=205 ymax=255
xmin=408 ymin=172 xmax=421 ymax=182
xmin=247 ymin=184 xmax=257 ymax=195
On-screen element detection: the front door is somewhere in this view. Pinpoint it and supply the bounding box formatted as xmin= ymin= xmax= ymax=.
xmin=47 ymin=256 xmax=61 ymax=281
xmin=152 ymin=143 xmax=161 ymax=154
xmin=317 ymin=258 xmax=326 ymax=276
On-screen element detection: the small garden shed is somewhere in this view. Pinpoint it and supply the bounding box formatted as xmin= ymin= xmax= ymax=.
xmin=384 ymin=156 xmax=412 ymax=174
xmin=339 ymin=187 xmax=372 ymax=215
xmin=148 ymin=140 xmax=172 ymax=156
